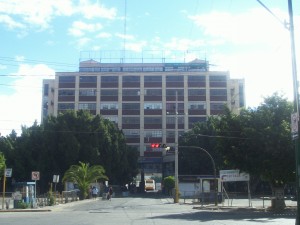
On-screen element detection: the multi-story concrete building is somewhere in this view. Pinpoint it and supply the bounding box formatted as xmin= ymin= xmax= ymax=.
xmin=42 ymin=51 xmax=245 ymax=178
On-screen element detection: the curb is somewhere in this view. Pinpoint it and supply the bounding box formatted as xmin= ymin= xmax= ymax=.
xmin=0 ymin=209 xmax=51 ymax=213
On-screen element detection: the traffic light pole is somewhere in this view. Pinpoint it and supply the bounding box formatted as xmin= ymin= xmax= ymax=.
xmin=174 ymin=91 xmax=179 ymax=203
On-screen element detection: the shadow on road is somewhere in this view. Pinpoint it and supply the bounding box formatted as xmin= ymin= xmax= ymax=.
xmin=149 ymin=207 xmax=296 ymax=222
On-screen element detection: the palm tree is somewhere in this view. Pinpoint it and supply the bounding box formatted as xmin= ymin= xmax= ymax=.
xmin=62 ymin=161 xmax=108 ymax=199
xmin=0 ymin=152 xmax=6 ymax=180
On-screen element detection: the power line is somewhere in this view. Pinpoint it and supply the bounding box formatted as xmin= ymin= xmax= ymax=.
xmin=256 ymin=0 xmax=287 ymax=29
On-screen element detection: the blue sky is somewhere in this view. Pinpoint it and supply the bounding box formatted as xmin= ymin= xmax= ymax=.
xmin=0 ymin=0 xmax=300 ymax=136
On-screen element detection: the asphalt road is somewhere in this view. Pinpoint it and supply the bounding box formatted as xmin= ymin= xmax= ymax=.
xmin=0 ymin=196 xmax=296 ymax=225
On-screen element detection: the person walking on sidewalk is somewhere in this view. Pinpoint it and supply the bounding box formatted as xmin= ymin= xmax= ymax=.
xmin=107 ymin=186 xmax=113 ymax=200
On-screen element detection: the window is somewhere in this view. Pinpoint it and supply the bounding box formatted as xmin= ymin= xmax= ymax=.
xmin=123 ymin=76 xmax=140 ymax=82
xmin=101 ymin=76 xmax=118 ymax=83
xmin=123 ymin=103 xmax=140 ymax=110
xmin=166 ymin=75 xmax=183 ymax=82
xmin=78 ymin=103 xmax=96 ymax=110
xmin=123 ymin=130 xmax=140 ymax=138
xmin=210 ymin=103 xmax=225 ymax=110
xmin=59 ymin=76 xmax=75 ymax=83
xmin=143 ymin=67 xmax=163 ymax=72
xmin=101 ymin=89 xmax=118 ymax=96
xmin=122 ymin=117 xmax=140 ymax=124
xmin=188 ymin=102 xmax=206 ymax=110
xmin=210 ymin=89 xmax=227 ymax=96
xmin=58 ymin=89 xmax=75 ymax=96
xmin=101 ymin=67 xmax=121 ymax=72
xmin=144 ymin=117 xmax=162 ymax=124
xmin=123 ymin=67 xmax=142 ymax=72
xmin=100 ymin=103 xmax=118 ymax=110
xmin=144 ymin=89 xmax=162 ymax=96
xmin=58 ymin=103 xmax=74 ymax=110
xmin=144 ymin=76 xmax=162 ymax=82
xmin=166 ymin=116 xmax=184 ymax=124
xmin=166 ymin=103 xmax=184 ymax=111
xmin=188 ymin=76 xmax=205 ymax=82
xmin=166 ymin=89 xmax=184 ymax=96
xmin=210 ymin=75 xmax=226 ymax=82
xmin=144 ymin=130 xmax=162 ymax=138
xmin=79 ymin=76 xmax=97 ymax=83
xmin=79 ymin=89 xmax=97 ymax=96
xmin=122 ymin=89 xmax=140 ymax=96
xmin=144 ymin=103 xmax=162 ymax=109
xmin=189 ymin=117 xmax=206 ymax=124
xmin=188 ymin=89 xmax=206 ymax=96
xmin=166 ymin=130 xmax=184 ymax=138
xmin=44 ymin=84 xmax=49 ymax=96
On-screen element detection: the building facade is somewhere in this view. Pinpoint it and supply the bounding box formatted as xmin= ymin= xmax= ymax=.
xmin=42 ymin=51 xmax=245 ymax=178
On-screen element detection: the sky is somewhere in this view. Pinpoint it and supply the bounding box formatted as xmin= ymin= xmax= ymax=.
xmin=0 ymin=0 xmax=300 ymax=136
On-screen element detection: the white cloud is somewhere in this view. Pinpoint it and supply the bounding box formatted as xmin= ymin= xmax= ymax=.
xmin=164 ymin=38 xmax=205 ymax=51
xmin=69 ymin=21 xmax=103 ymax=37
xmin=0 ymin=64 xmax=55 ymax=136
xmin=78 ymin=0 xmax=117 ymax=20
xmin=115 ymin=33 xmax=135 ymax=40
xmin=125 ymin=41 xmax=147 ymax=52
xmin=189 ymin=8 xmax=287 ymax=46
xmin=97 ymin=32 xmax=112 ymax=38
xmin=0 ymin=0 xmax=116 ymax=31
xmin=0 ymin=15 xmax=25 ymax=29
xmin=187 ymin=7 xmax=297 ymax=107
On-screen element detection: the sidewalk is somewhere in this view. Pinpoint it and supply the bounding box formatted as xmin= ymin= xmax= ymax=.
xmin=0 ymin=197 xmax=97 ymax=213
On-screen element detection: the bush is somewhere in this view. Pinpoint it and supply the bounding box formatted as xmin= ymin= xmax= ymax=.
xmin=47 ymin=192 xmax=55 ymax=206
xmin=17 ymin=201 xmax=29 ymax=209
xmin=163 ymin=176 xmax=175 ymax=195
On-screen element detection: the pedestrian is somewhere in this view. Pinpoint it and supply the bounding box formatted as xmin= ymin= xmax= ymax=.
xmin=92 ymin=186 xmax=98 ymax=199
xmin=107 ymin=186 xmax=113 ymax=200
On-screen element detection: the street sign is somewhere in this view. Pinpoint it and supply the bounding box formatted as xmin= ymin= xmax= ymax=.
xmin=31 ymin=171 xmax=40 ymax=180
xmin=291 ymin=113 xmax=298 ymax=139
xmin=220 ymin=170 xmax=250 ymax=182
xmin=5 ymin=168 xmax=12 ymax=177
xmin=53 ymin=175 xmax=59 ymax=183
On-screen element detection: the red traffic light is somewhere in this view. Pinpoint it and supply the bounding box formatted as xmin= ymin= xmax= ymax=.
xmin=151 ymin=143 xmax=160 ymax=148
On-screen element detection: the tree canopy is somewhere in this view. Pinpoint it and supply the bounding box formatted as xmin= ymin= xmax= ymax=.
xmin=0 ymin=110 xmax=139 ymax=193
xmin=181 ymin=93 xmax=295 ymax=187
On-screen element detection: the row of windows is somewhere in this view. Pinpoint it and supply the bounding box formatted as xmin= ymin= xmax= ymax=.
xmin=58 ymin=88 xmax=220 ymax=97
xmin=79 ymin=65 xmax=207 ymax=73
xmin=59 ymin=75 xmax=225 ymax=84
xmin=123 ymin=130 xmax=189 ymax=138
xmin=58 ymin=102 xmax=223 ymax=111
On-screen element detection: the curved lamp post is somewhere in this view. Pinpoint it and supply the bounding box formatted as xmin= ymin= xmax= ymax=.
xmin=179 ymin=146 xmax=218 ymax=207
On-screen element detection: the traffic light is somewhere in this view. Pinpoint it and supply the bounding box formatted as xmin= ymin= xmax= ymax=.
xmin=150 ymin=143 xmax=170 ymax=150
xmin=151 ymin=143 xmax=160 ymax=148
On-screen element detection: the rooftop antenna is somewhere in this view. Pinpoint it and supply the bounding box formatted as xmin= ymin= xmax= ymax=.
xmin=122 ymin=0 xmax=127 ymax=63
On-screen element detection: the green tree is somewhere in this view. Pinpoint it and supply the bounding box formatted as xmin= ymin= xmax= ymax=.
xmin=0 ymin=152 xmax=6 ymax=180
xmin=217 ymin=93 xmax=294 ymax=187
xmin=62 ymin=161 xmax=108 ymax=199
xmin=163 ymin=176 xmax=175 ymax=195
xmin=180 ymin=116 xmax=225 ymax=175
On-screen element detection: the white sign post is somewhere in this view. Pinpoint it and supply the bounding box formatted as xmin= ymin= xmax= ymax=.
xmin=220 ymin=170 xmax=251 ymax=207
xmin=5 ymin=168 xmax=12 ymax=177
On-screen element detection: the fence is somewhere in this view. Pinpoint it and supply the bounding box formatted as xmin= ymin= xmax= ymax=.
xmin=180 ymin=191 xmax=297 ymax=208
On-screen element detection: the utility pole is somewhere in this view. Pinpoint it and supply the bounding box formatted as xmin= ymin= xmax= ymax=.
xmin=257 ymin=1 xmax=299 ymax=223
xmin=287 ymin=1 xmax=300 ymax=224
